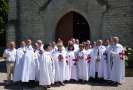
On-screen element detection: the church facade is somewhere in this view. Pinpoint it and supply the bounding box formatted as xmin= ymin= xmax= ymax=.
xmin=7 ymin=0 xmax=132 ymax=47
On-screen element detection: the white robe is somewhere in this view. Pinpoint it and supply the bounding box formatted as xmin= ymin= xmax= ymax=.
xmin=34 ymin=50 xmax=40 ymax=81
xmin=110 ymin=44 xmax=125 ymax=83
xmin=89 ymin=48 xmax=96 ymax=78
xmin=53 ymin=51 xmax=67 ymax=82
xmin=74 ymin=44 xmax=79 ymax=52
xmin=21 ymin=45 xmax=35 ymax=82
xmin=85 ymin=49 xmax=93 ymax=79
xmin=102 ymin=48 xmax=108 ymax=80
xmin=39 ymin=51 xmax=52 ymax=85
xmin=95 ymin=45 xmax=106 ymax=78
xmin=13 ymin=47 xmax=25 ymax=82
xmin=67 ymin=51 xmax=78 ymax=80
xmin=104 ymin=45 xmax=112 ymax=80
xmin=77 ymin=50 xmax=88 ymax=81
xmin=46 ymin=52 xmax=55 ymax=84
xmin=64 ymin=54 xmax=70 ymax=81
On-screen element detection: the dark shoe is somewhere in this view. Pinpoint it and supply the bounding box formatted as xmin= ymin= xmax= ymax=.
xmin=47 ymin=85 xmax=51 ymax=88
xmin=60 ymin=82 xmax=65 ymax=86
xmin=43 ymin=86 xmax=48 ymax=89
xmin=110 ymin=82 xmax=119 ymax=87
xmin=55 ymin=82 xmax=60 ymax=87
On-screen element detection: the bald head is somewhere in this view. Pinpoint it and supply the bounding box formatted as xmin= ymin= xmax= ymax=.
xmin=37 ymin=40 xmax=42 ymax=44
xmin=8 ymin=41 xmax=16 ymax=49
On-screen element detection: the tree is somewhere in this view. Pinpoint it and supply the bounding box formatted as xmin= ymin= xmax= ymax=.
xmin=0 ymin=0 xmax=8 ymax=56
xmin=0 ymin=0 xmax=8 ymax=46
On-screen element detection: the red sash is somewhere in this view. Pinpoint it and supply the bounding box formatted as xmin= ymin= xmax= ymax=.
xmin=86 ymin=55 xmax=91 ymax=63
xmin=119 ymin=50 xmax=125 ymax=60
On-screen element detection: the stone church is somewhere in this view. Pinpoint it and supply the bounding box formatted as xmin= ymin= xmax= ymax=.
xmin=7 ymin=0 xmax=133 ymax=47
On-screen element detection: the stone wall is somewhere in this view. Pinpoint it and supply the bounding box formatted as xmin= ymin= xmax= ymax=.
xmin=102 ymin=0 xmax=132 ymax=47
xmin=7 ymin=0 xmax=133 ymax=48
xmin=7 ymin=0 xmax=105 ymax=43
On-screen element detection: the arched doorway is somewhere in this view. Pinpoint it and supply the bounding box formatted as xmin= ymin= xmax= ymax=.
xmin=56 ymin=11 xmax=90 ymax=44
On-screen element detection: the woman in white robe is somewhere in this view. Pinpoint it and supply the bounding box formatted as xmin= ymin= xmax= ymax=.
xmin=66 ymin=44 xmax=78 ymax=81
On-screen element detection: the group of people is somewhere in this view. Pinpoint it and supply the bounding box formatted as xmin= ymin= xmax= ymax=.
xmin=3 ymin=36 xmax=125 ymax=89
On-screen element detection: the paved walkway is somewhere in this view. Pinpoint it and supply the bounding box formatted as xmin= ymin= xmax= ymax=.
xmin=0 ymin=59 xmax=133 ymax=90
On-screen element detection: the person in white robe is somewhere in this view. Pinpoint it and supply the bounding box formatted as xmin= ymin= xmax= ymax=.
xmin=33 ymin=43 xmax=40 ymax=82
xmin=76 ymin=44 xmax=88 ymax=82
xmin=21 ymin=39 xmax=35 ymax=83
xmin=36 ymin=40 xmax=44 ymax=50
xmin=103 ymin=39 xmax=113 ymax=80
xmin=89 ymin=47 xmax=96 ymax=79
xmin=53 ymin=42 xmax=67 ymax=86
xmin=47 ymin=43 xmax=55 ymax=85
xmin=64 ymin=41 xmax=74 ymax=82
xmin=34 ymin=40 xmax=45 ymax=82
xmin=39 ymin=44 xmax=53 ymax=88
xmin=67 ymin=44 xmax=78 ymax=81
xmin=88 ymin=41 xmax=97 ymax=80
xmin=110 ymin=37 xmax=125 ymax=85
xmin=3 ymin=41 xmax=16 ymax=82
xmin=95 ymin=40 xmax=106 ymax=79
xmin=74 ymin=40 xmax=79 ymax=53
xmin=13 ymin=41 xmax=26 ymax=82
xmin=84 ymin=41 xmax=93 ymax=81
xmin=51 ymin=41 xmax=58 ymax=53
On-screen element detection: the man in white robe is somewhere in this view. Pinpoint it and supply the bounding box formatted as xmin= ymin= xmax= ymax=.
xmin=21 ymin=39 xmax=35 ymax=83
xmin=53 ymin=42 xmax=67 ymax=86
xmin=110 ymin=37 xmax=125 ymax=85
xmin=103 ymin=39 xmax=113 ymax=80
xmin=13 ymin=41 xmax=26 ymax=82
xmin=95 ymin=40 xmax=106 ymax=79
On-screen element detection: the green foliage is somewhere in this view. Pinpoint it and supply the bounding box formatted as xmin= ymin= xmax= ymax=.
xmin=124 ymin=46 xmax=133 ymax=66
xmin=0 ymin=0 xmax=8 ymax=46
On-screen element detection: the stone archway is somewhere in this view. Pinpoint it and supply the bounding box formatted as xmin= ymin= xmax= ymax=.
xmin=56 ymin=11 xmax=90 ymax=44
